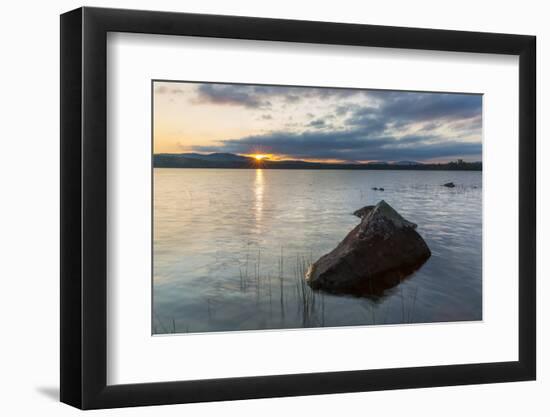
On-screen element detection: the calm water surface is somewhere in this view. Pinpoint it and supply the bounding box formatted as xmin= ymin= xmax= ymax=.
xmin=153 ymin=168 xmax=482 ymax=334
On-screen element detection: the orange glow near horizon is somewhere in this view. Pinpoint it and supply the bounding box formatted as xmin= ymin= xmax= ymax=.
xmin=241 ymin=153 xmax=347 ymax=164
xmin=244 ymin=153 xmax=274 ymax=161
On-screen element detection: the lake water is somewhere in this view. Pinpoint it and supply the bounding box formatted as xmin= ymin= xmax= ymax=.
xmin=153 ymin=168 xmax=482 ymax=334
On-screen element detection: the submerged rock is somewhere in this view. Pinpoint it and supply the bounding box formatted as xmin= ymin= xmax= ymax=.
xmin=443 ymin=182 xmax=455 ymax=188
xmin=306 ymin=200 xmax=430 ymax=295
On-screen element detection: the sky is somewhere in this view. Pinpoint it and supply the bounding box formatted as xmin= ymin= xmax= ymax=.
xmin=153 ymin=81 xmax=482 ymax=163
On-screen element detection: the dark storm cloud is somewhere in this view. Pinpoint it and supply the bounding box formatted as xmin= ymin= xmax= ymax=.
xmin=347 ymin=93 xmax=481 ymax=131
xmin=194 ymin=128 xmax=481 ymax=162
xmin=368 ymin=91 xmax=481 ymax=123
xmin=191 ymin=86 xmax=482 ymax=161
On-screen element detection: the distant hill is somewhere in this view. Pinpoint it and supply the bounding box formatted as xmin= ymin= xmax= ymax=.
xmin=153 ymin=153 xmax=482 ymax=171
xmin=178 ymin=152 xmax=249 ymax=162
xmin=154 ymin=153 xmax=250 ymax=169
xmin=393 ymin=160 xmax=422 ymax=166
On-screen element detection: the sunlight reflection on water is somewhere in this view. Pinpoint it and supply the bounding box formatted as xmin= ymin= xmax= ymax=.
xmin=254 ymin=168 xmax=264 ymax=226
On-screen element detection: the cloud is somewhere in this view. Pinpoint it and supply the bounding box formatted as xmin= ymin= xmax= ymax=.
xmin=194 ymin=84 xmax=267 ymax=108
xmin=192 ymin=83 xmax=369 ymax=109
xmin=347 ymin=92 xmax=481 ymax=131
xmin=189 ymin=85 xmax=482 ymax=162
xmin=155 ymin=85 xmax=185 ymax=95
xmin=308 ymin=119 xmax=327 ymax=128
xmin=335 ymin=103 xmax=359 ymax=116
xmin=370 ymin=91 xmax=482 ymax=123
xmin=193 ymin=128 xmax=481 ymax=162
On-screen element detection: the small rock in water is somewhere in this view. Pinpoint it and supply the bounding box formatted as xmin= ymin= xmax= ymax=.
xmin=372 ymin=187 xmax=378 ymax=190
xmin=379 ymin=187 xmax=385 ymax=191
xmin=307 ymin=200 xmax=430 ymax=295
xmin=442 ymin=182 xmax=455 ymax=188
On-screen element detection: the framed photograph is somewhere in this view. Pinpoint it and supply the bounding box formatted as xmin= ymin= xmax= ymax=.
xmin=60 ymin=7 xmax=536 ymax=409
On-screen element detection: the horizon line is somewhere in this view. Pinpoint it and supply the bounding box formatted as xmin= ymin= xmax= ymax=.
xmin=153 ymin=152 xmax=482 ymax=165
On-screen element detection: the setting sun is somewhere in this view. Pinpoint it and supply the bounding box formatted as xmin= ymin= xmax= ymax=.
xmin=253 ymin=154 xmax=268 ymax=161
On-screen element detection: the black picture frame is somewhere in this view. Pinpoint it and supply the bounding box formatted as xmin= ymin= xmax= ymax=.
xmin=60 ymin=6 xmax=536 ymax=410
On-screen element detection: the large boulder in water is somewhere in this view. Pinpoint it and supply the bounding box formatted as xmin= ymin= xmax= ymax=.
xmin=306 ymin=200 xmax=431 ymax=295
xmin=353 ymin=205 xmax=375 ymax=219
